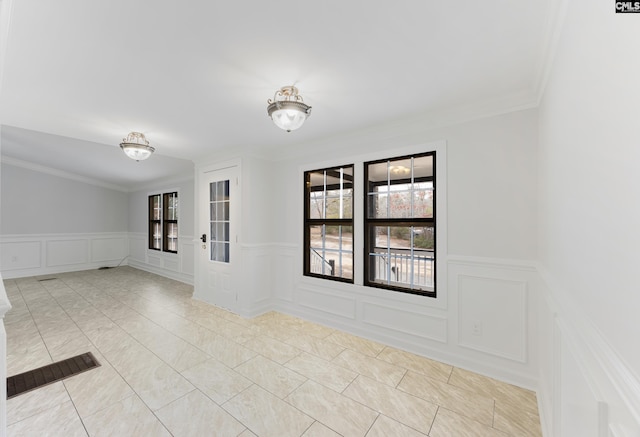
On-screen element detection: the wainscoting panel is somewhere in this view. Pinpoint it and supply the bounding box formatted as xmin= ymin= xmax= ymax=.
xmin=297 ymin=284 xmax=357 ymax=320
xmin=46 ymin=239 xmax=88 ymax=267
xmin=361 ymin=300 xmax=447 ymax=343
xmin=457 ymin=275 xmax=527 ymax=362
xmin=0 ymin=241 xmax=41 ymax=271
xmin=538 ymin=268 xmax=640 ymax=437
xmin=90 ymin=237 xmax=127 ymax=264
xmin=126 ymin=233 xmax=194 ymax=285
xmin=0 ymin=233 xmax=128 ymax=278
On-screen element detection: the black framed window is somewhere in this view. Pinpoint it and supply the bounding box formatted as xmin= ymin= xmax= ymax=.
xmin=304 ymin=165 xmax=354 ymax=282
xmin=148 ymin=191 xmax=178 ymax=253
xmin=364 ymin=153 xmax=435 ymax=296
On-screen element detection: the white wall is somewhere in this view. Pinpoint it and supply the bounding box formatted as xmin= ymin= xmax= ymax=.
xmin=537 ymin=0 xmax=640 ymax=435
xmin=0 ymin=162 xmax=129 ymax=278
xmin=127 ymin=177 xmax=195 ymax=284
xmin=194 ymin=108 xmax=540 ymax=389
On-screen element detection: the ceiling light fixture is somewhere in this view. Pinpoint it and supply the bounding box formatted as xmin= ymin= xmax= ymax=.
xmin=267 ymin=85 xmax=312 ymax=132
xmin=120 ymin=132 xmax=155 ymax=161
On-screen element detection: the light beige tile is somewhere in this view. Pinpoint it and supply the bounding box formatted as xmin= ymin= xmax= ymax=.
xmin=302 ymin=421 xmax=342 ymax=436
xmin=332 ymin=348 xmax=406 ymax=387
xmin=83 ymin=394 xmax=171 ymax=437
xmin=63 ymin=362 xmax=134 ymax=418
xmin=8 ymin=400 xmax=87 ymax=437
xmin=243 ymin=335 xmax=301 ymax=364
xmin=377 ymin=346 xmax=452 ymax=382
xmin=429 ymin=408 xmax=509 ymax=437
xmin=284 ymin=333 xmax=345 ymax=360
xmin=42 ymin=331 xmax=95 ymax=362
xmin=343 ymin=375 xmax=437 ymax=434
xmin=7 ymin=381 xmax=70 ymax=425
xmin=448 ymin=367 xmax=538 ymax=407
xmin=182 ymin=358 xmax=253 ymax=404
xmin=325 ymin=331 xmax=386 ymax=357
xmin=121 ymin=360 xmax=195 ymax=411
xmin=224 ymin=384 xmax=314 ymax=437
xmin=156 ymin=390 xmax=246 ymax=436
xmin=7 ymin=340 xmax=52 ymax=376
xmin=366 ymin=414 xmax=428 ymax=437
xmin=493 ymin=401 xmax=542 ymax=437
xmin=295 ymin=319 xmax=335 ymax=339
xmin=199 ymin=335 xmax=257 ymax=368
xmin=286 ymin=380 xmax=379 ymax=437
xmin=397 ymin=370 xmax=495 ymax=426
xmin=235 ymin=355 xmax=307 ymax=398
xmin=285 ymin=352 xmax=358 ymax=393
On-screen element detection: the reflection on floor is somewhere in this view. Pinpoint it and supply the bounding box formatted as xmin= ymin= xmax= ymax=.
xmin=3 ymin=267 xmax=542 ymax=436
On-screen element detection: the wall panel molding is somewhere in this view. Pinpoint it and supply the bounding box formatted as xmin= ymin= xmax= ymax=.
xmin=538 ymin=266 xmax=640 ymax=437
xmin=0 ymin=233 xmax=127 ymax=278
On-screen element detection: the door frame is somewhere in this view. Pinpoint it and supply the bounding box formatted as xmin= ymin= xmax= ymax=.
xmin=193 ymin=158 xmax=241 ymax=311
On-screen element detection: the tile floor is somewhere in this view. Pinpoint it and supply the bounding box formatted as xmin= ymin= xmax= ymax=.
xmin=3 ymin=267 xmax=542 ymax=436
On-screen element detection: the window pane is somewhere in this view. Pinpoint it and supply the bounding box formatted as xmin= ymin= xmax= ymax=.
xmin=152 ymin=222 xmax=162 ymax=250
xmin=368 ymin=225 xmax=434 ymax=291
xmin=307 ymin=166 xmax=353 ymax=220
xmin=209 ymin=179 xmax=231 ymax=263
xmin=308 ymin=225 xmax=353 ymax=280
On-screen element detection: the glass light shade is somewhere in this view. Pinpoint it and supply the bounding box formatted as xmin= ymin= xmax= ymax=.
xmin=271 ymin=108 xmax=308 ymax=132
xmin=120 ymin=132 xmax=155 ymax=161
xmin=267 ymin=86 xmax=312 ymax=132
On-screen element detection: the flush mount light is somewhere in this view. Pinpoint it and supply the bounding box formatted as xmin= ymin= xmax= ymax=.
xmin=267 ymin=85 xmax=312 ymax=132
xmin=120 ymin=132 xmax=155 ymax=161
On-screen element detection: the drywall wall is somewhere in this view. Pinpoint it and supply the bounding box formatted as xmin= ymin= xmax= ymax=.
xmin=537 ymin=0 xmax=640 ymax=434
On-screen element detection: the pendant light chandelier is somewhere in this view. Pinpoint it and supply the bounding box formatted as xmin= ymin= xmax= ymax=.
xmin=120 ymin=132 xmax=155 ymax=161
xmin=267 ymin=85 xmax=312 ymax=132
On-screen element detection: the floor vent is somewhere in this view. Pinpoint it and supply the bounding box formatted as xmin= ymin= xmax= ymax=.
xmin=37 ymin=277 xmax=58 ymax=282
xmin=7 ymin=352 xmax=100 ymax=399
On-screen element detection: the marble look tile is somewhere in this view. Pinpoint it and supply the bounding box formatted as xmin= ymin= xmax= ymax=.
xmin=343 ymin=375 xmax=437 ymax=434
xmin=366 ymin=414 xmax=428 ymax=437
xmin=448 ymin=367 xmax=538 ymax=407
xmin=332 ymin=349 xmax=406 ymax=387
xmin=429 ymin=408 xmax=509 ymax=437
xmin=285 ymin=352 xmax=358 ymax=393
xmin=301 ymin=421 xmax=342 ymax=437
xmin=397 ymin=370 xmax=495 ymax=426
xmin=377 ymin=346 xmax=452 ymax=382
xmin=286 ymin=380 xmax=378 ymax=437
xmin=7 ymin=381 xmax=70 ymax=425
xmin=235 ymin=355 xmax=307 ymax=398
xmin=243 ymin=335 xmax=301 ymax=364
xmin=8 ymin=400 xmax=87 ymax=437
xmin=325 ymin=331 xmax=385 ymax=357
xmin=7 ymin=340 xmax=52 ymax=376
xmin=294 ymin=319 xmax=335 ymax=339
xmin=182 ymin=358 xmax=253 ymax=404
xmin=493 ymin=401 xmax=542 ymax=437
xmin=284 ymin=333 xmax=345 ymax=360
xmin=119 ymin=360 xmax=195 ymax=411
xmin=42 ymin=331 xmax=95 ymax=362
xmin=224 ymin=384 xmax=314 ymax=437
xmin=198 ymin=335 xmax=257 ymax=368
xmin=238 ymin=429 xmax=258 ymax=437
xmin=156 ymin=390 xmax=246 ymax=436
xmin=63 ymin=362 xmax=134 ymax=418
xmin=83 ymin=394 xmax=171 ymax=437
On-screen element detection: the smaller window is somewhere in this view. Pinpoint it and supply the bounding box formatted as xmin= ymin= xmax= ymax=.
xmin=304 ymin=165 xmax=354 ymax=282
xmin=148 ymin=191 xmax=178 ymax=253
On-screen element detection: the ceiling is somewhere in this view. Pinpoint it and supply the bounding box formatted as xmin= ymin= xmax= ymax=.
xmin=0 ymin=0 xmax=551 ymax=190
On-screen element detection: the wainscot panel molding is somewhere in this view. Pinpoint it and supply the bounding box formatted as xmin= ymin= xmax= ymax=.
xmin=0 ymin=275 xmax=12 ymax=437
xmin=238 ymin=244 xmax=276 ymax=318
xmin=537 ymin=266 xmax=640 ymax=437
xmin=126 ymin=232 xmax=194 ymax=285
xmin=0 ymin=233 xmax=127 ymax=278
xmin=266 ymin=250 xmax=538 ymax=390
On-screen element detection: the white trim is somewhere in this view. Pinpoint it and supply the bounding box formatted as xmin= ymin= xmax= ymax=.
xmin=448 ymin=254 xmax=537 ymax=271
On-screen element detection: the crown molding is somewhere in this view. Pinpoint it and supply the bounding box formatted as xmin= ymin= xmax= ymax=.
xmin=0 ymin=155 xmax=130 ymax=192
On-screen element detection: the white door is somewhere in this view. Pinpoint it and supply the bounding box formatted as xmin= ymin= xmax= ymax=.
xmin=198 ymin=166 xmax=238 ymax=311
